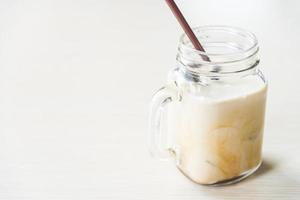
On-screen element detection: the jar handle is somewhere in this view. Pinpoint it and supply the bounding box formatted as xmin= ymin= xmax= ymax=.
xmin=148 ymin=85 xmax=180 ymax=159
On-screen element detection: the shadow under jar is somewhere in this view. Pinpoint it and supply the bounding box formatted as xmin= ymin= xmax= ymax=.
xmin=149 ymin=26 xmax=268 ymax=186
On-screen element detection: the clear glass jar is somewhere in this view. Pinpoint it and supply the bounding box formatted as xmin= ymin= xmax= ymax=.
xmin=148 ymin=26 xmax=267 ymax=186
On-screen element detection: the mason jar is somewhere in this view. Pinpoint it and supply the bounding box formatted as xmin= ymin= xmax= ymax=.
xmin=148 ymin=26 xmax=268 ymax=185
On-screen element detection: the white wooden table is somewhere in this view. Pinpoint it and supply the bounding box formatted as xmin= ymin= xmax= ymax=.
xmin=0 ymin=0 xmax=299 ymax=199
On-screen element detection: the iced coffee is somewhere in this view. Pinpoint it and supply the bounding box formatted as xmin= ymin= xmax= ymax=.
xmin=173 ymin=79 xmax=267 ymax=184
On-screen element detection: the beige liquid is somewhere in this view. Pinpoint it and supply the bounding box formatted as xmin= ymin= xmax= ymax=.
xmin=170 ymin=82 xmax=267 ymax=184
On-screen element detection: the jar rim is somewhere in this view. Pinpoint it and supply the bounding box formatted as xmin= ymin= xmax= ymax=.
xmin=179 ymin=25 xmax=259 ymax=59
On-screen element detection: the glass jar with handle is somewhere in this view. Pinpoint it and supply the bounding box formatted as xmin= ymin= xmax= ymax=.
xmin=148 ymin=26 xmax=267 ymax=185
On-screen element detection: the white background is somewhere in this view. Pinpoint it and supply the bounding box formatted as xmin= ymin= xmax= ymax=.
xmin=0 ymin=0 xmax=299 ymax=199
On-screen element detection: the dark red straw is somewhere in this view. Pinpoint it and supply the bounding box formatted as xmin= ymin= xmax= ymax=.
xmin=165 ymin=0 xmax=210 ymax=62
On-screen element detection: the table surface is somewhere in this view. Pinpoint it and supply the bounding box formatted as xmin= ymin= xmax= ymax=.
xmin=0 ymin=0 xmax=300 ymax=199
